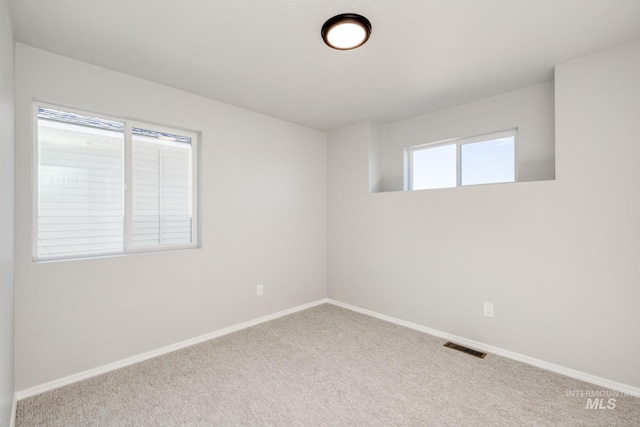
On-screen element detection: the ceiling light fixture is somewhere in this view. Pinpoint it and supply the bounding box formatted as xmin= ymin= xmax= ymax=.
xmin=321 ymin=13 xmax=372 ymax=50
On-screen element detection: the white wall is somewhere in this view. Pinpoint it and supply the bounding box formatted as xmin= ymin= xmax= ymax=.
xmin=328 ymin=41 xmax=640 ymax=388
xmin=381 ymin=82 xmax=555 ymax=192
xmin=0 ymin=0 xmax=15 ymax=423
xmin=14 ymin=44 xmax=327 ymax=391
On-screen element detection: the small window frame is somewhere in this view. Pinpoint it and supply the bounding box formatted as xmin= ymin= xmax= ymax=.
xmin=405 ymin=128 xmax=518 ymax=191
xmin=33 ymin=102 xmax=199 ymax=262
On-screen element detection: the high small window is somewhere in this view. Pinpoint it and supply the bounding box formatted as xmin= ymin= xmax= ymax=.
xmin=35 ymin=104 xmax=198 ymax=261
xmin=406 ymin=129 xmax=516 ymax=191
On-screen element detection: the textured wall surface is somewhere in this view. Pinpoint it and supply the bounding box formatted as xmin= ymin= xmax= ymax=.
xmin=14 ymin=44 xmax=327 ymax=390
xmin=0 ymin=0 xmax=15 ymax=423
xmin=328 ymin=41 xmax=640 ymax=388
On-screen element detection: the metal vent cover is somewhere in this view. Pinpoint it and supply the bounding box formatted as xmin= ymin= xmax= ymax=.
xmin=443 ymin=342 xmax=487 ymax=359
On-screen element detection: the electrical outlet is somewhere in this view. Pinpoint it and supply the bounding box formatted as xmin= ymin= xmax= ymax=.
xmin=257 ymin=284 xmax=264 ymax=296
xmin=483 ymin=302 xmax=494 ymax=318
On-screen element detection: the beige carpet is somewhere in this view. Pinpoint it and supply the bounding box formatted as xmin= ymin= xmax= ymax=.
xmin=16 ymin=304 xmax=640 ymax=426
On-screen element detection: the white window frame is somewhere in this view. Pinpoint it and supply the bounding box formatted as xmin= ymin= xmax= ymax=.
xmin=33 ymin=102 xmax=199 ymax=261
xmin=404 ymin=128 xmax=518 ymax=191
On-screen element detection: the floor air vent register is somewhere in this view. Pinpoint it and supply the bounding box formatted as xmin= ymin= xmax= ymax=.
xmin=443 ymin=342 xmax=487 ymax=359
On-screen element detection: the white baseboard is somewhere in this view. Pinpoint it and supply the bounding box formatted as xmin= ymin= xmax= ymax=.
xmin=9 ymin=393 xmax=17 ymax=427
xmin=327 ymin=299 xmax=640 ymax=398
xmin=16 ymin=297 xmax=639 ymax=403
xmin=15 ymin=298 xmax=328 ymax=401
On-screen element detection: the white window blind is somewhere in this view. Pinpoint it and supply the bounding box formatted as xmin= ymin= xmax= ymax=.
xmin=132 ymin=129 xmax=193 ymax=247
xmin=37 ymin=111 xmax=125 ymax=258
xmin=35 ymin=105 xmax=197 ymax=261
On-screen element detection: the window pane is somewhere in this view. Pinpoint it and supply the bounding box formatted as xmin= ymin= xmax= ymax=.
xmin=411 ymin=144 xmax=457 ymax=190
xmin=37 ymin=108 xmax=125 ymax=258
xmin=461 ymin=136 xmax=515 ymax=186
xmin=132 ymin=128 xmax=193 ymax=247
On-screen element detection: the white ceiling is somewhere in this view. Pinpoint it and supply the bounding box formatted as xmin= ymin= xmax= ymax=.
xmin=9 ymin=0 xmax=640 ymax=131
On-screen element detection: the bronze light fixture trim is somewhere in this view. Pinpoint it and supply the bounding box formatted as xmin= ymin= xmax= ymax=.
xmin=321 ymin=13 xmax=372 ymax=50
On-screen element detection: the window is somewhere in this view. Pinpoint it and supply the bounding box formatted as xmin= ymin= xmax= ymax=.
xmin=35 ymin=104 xmax=198 ymax=261
xmin=406 ymin=129 xmax=516 ymax=190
